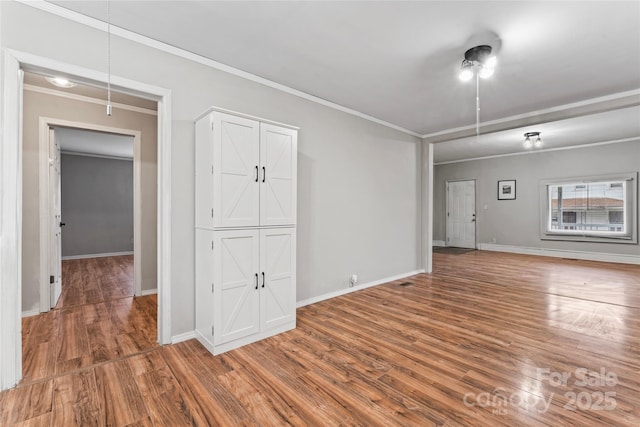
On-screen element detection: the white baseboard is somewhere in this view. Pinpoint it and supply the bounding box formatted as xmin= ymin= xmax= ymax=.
xmin=296 ymin=269 xmax=425 ymax=308
xmin=478 ymin=243 xmax=640 ymax=265
xmin=141 ymin=288 xmax=157 ymax=296
xmin=171 ymin=331 xmax=196 ymax=344
xmin=433 ymin=240 xmax=446 ymax=247
xmin=21 ymin=309 xmax=40 ymax=318
xmin=62 ymin=251 xmax=134 ymax=260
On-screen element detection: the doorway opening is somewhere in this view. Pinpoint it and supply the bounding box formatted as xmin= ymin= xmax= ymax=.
xmin=40 ymin=123 xmax=143 ymax=309
xmin=1 ymin=50 xmax=172 ymax=390
xmin=21 ymin=75 xmax=159 ymax=382
xmin=53 ymin=127 xmax=136 ymax=309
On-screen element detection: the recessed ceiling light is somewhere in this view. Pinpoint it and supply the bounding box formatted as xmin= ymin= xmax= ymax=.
xmin=45 ymin=76 xmax=77 ymax=88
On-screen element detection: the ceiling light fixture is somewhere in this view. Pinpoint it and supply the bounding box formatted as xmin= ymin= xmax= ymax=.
xmin=458 ymin=45 xmax=497 ymax=82
xmin=458 ymin=45 xmax=497 ymax=141
xmin=46 ymin=77 xmax=77 ymax=88
xmin=524 ymin=132 xmax=543 ymax=149
xmin=106 ymin=0 xmax=112 ymax=116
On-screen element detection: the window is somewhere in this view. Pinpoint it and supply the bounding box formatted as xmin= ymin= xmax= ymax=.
xmin=609 ymin=211 xmax=623 ymax=224
xmin=540 ymin=173 xmax=637 ymax=243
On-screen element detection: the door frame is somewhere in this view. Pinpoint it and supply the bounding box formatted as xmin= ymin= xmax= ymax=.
xmin=445 ymin=179 xmax=477 ymax=248
xmin=1 ymin=49 xmax=173 ymax=390
xmin=47 ymin=126 xmax=62 ymax=308
xmin=38 ymin=119 xmax=143 ymax=311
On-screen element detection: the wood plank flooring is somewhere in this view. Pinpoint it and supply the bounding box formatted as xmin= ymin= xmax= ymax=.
xmin=21 ymin=255 xmax=158 ymax=384
xmin=2 ymin=251 xmax=639 ymax=426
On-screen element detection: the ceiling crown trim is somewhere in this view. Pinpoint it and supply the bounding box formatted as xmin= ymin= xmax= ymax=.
xmin=18 ymin=0 xmax=421 ymax=137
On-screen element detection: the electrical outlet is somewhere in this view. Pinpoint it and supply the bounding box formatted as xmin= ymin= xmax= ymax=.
xmin=349 ymin=274 xmax=358 ymax=287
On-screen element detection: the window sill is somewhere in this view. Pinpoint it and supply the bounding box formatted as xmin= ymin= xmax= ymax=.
xmin=541 ymin=233 xmax=637 ymax=244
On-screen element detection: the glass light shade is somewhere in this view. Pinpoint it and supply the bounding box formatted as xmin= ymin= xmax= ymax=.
xmin=478 ymin=64 xmax=494 ymax=79
xmin=534 ymin=136 xmax=544 ymax=148
xmin=459 ymin=67 xmax=474 ymax=81
xmin=523 ymin=137 xmax=533 ymax=148
xmin=484 ymin=56 xmax=497 ymax=68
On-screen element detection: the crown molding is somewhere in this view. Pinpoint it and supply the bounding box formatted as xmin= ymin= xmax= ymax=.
xmin=17 ymin=0 xmax=421 ymax=138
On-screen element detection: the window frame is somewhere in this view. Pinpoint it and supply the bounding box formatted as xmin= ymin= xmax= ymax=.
xmin=539 ymin=172 xmax=638 ymax=244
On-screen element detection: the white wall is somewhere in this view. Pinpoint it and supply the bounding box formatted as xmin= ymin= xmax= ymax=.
xmin=434 ymin=140 xmax=640 ymax=258
xmin=1 ymin=1 xmax=422 ymax=336
xmin=61 ymin=154 xmax=134 ymax=257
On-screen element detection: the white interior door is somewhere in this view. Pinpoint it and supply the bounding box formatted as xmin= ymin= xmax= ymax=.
xmin=49 ymin=128 xmax=62 ymax=307
xmin=260 ymin=228 xmax=296 ymax=330
xmin=213 ymin=112 xmax=260 ymax=228
xmin=259 ymin=124 xmax=297 ymax=226
xmin=446 ymin=180 xmax=476 ymax=249
xmin=213 ymin=229 xmax=260 ymax=345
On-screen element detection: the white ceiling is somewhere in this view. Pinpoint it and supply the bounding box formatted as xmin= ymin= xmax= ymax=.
xmin=45 ymin=1 xmax=640 ymax=161
xmin=55 ymin=127 xmax=134 ymax=159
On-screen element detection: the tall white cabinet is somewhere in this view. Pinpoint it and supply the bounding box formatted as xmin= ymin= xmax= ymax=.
xmin=195 ymin=108 xmax=298 ymax=355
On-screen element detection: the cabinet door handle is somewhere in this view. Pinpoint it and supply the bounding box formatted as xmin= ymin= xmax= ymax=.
xmin=255 ymin=273 xmax=259 ymax=289
xmin=261 ymin=272 xmax=265 ymax=288
xmin=255 ymin=166 xmax=259 ymax=182
xmin=262 ymin=166 xmax=266 ymax=183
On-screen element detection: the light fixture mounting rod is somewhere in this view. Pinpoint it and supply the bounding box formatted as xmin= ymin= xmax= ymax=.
xmin=106 ymin=0 xmax=112 ymax=116
xmin=476 ymin=71 xmax=480 ymax=140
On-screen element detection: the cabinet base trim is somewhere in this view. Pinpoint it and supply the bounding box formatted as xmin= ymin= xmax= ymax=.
xmin=296 ymin=269 xmax=425 ymax=308
xmin=195 ymin=321 xmax=296 ymax=355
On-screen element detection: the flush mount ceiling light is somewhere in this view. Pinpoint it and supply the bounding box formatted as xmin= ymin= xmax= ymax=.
xmin=458 ymin=45 xmax=497 ymax=81
xmin=524 ymin=131 xmax=543 ymax=149
xmin=45 ymin=76 xmax=77 ymax=88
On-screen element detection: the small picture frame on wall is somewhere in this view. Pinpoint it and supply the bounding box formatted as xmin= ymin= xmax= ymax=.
xmin=498 ymin=180 xmax=516 ymax=200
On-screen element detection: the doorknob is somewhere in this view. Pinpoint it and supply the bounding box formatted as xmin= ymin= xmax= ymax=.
xmin=59 ymin=222 xmax=66 ymax=227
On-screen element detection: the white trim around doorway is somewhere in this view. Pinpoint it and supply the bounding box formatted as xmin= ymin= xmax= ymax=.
xmin=1 ymin=49 xmax=173 ymax=391
xmin=38 ymin=118 xmax=143 ymax=311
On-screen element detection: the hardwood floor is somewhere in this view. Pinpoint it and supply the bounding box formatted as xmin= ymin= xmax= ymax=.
xmin=57 ymin=256 xmax=136 ymax=308
xmin=2 ymin=251 xmax=639 ymax=426
xmin=21 ymin=255 xmax=158 ymax=384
